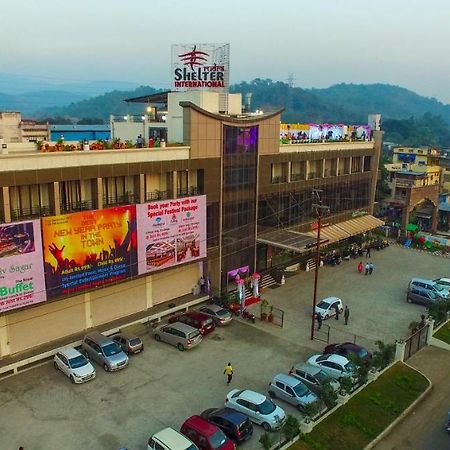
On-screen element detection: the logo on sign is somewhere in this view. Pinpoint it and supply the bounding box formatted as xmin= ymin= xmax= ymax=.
xmin=178 ymin=45 xmax=209 ymax=70
xmin=153 ymin=216 xmax=165 ymax=227
xmin=170 ymin=214 xmax=178 ymax=224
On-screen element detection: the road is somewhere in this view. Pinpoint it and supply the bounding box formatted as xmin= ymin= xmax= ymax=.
xmin=373 ymin=346 xmax=450 ymax=450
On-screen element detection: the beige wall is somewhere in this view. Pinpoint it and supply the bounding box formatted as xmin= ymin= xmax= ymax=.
xmin=0 ymin=112 xmax=22 ymax=143
xmin=0 ymin=262 xmax=201 ymax=358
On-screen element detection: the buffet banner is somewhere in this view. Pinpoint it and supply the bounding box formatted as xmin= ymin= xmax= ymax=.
xmin=0 ymin=219 xmax=47 ymax=312
xmin=42 ymin=206 xmax=137 ymax=298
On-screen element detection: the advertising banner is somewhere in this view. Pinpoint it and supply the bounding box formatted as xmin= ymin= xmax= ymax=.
xmin=137 ymin=196 xmax=206 ymax=275
xmin=0 ymin=220 xmax=47 ymax=312
xmin=171 ymin=43 xmax=230 ymax=92
xmin=42 ymin=206 xmax=137 ymax=298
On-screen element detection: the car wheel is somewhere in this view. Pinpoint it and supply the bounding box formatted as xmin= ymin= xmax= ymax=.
xmin=324 ymin=314 xmax=328 ymax=320
xmin=70 ymin=375 xmax=75 ymax=384
xmin=268 ymin=390 xmax=276 ymax=399
xmin=154 ymin=334 xmax=161 ymax=341
xmin=262 ymin=422 xmax=271 ymax=432
xmin=407 ymin=297 xmax=412 ymax=303
xmin=53 ymin=361 xmax=59 ymax=371
xmin=103 ymin=363 xmax=110 ymax=372
xmin=177 ymin=343 xmax=185 ymax=351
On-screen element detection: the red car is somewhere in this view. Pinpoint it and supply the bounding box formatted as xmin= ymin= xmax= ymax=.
xmin=169 ymin=311 xmax=216 ymax=335
xmin=181 ymin=415 xmax=236 ymax=450
xmin=323 ymin=342 xmax=372 ymax=365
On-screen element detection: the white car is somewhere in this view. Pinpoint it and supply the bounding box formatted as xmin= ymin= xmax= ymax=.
xmin=315 ymin=297 xmax=343 ymax=319
xmin=306 ymin=354 xmax=355 ymax=381
xmin=53 ymin=348 xmax=96 ymax=384
xmin=225 ymin=389 xmax=286 ymax=431
xmin=434 ymin=278 xmax=450 ymax=290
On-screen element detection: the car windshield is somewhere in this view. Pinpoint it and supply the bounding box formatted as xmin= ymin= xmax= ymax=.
xmin=216 ymin=309 xmax=229 ymax=317
xmin=434 ymin=284 xmax=445 ymax=292
xmin=102 ymin=342 xmax=121 ymax=357
xmin=258 ymin=398 xmax=276 ymax=415
xmin=68 ymin=355 xmax=88 ymax=369
xmin=317 ymin=301 xmax=330 ymax=309
xmin=129 ymin=338 xmax=141 ymax=346
xmin=358 ymin=349 xmax=368 ymax=359
xmin=293 ymin=382 xmax=309 ymax=397
xmin=209 ymin=430 xmax=227 ymax=449
xmin=188 ymin=330 xmax=201 ymax=339
xmin=316 ymin=355 xmax=328 ymax=362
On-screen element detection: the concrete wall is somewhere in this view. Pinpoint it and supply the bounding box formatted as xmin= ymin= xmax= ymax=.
xmin=0 ymin=262 xmax=200 ymax=358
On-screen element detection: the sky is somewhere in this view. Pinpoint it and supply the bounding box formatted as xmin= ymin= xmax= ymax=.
xmin=3 ymin=0 xmax=450 ymax=102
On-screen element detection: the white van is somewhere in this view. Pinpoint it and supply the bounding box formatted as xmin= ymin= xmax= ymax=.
xmin=148 ymin=427 xmax=199 ymax=450
xmin=409 ymin=278 xmax=450 ymax=299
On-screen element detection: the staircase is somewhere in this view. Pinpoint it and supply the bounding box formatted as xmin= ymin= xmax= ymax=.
xmin=244 ymin=273 xmax=278 ymax=300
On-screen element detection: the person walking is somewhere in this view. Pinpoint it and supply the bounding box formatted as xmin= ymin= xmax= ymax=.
xmin=369 ymin=262 xmax=374 ymax=275
xmin=366 ymin=246 xmax=371 ymax=258
xmin=344 ymin=306 xmax=350 ymax=325
xmin=316 ymin=312 xmax=323 ymax=330
xmin=334 ymin=303 xmax=340 ymax=320
xmin=357 ymin=261 xmax=363 ymax=274
xmin=224 ymin=362 xmax=234 ymax=385
xmin=365 ymin=262 xmax=370 ymax=275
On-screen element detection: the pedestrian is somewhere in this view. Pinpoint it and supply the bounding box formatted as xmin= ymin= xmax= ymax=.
xmin=344 ymin=306 xmax=350 ymax=325
xmin=224 ymin=362 xmax=234 ymax=385
xmin=365 ymin=263 xmax=370 ymax=275
xmin=199 ymin=276 xmax=205 ymax=292
xmin=357 ymin=261 xmax=363 ymax=274
xmin=334 ymin=303 xmax=339 ymax=320
xmin=136 ymin=134 xmax=144 ymax=148
xmin=366 ymin=246 xmax=371 ymax=258
xmin=369 ymin=262 xmax=374 ymax=275
xmin=316 ymin=312 xmax=323 ymax=330
xmin=289 ymin=366 xmax=294 ymax=375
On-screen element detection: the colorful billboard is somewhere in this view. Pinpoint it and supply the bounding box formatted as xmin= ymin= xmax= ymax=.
xmin=171 ymin=43 xmax=230 ymax=92
xmin=0 ymin=220 xmax=47 ymax=312
xmin=42 ymin=206 xmax=137 ymax=298
xmin=137 ymin=196 xmax=207 ymax=275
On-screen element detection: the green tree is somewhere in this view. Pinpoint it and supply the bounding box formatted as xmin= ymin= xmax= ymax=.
xmin=372 ymin=340 xmax=396 ymax=370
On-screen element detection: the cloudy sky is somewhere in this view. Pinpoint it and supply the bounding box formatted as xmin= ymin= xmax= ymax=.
xmin=3 ymin=0 xmax=450 ymax=102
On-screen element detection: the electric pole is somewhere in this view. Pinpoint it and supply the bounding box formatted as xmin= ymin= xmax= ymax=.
xmin=310 ymin=189 xmax=330 ymax=340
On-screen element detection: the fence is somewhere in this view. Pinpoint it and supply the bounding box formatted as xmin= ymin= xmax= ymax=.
xmin=260 ymin=304 xmax=285 ymax=328
xmin=404 ymin=323 xmax=429 ymax=360
xmin=314 ymin=323 xmax=330 ymax=343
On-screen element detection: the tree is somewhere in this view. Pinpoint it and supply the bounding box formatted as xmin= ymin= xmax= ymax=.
xmin=282 ymin=415 xmax=300 ymax=441
xmin=316 ymin=381 xmax=338 ymax=409
xmin=77 ymin=117 xmax=105 ymax=125
xmin=339 ymin=376 xmax=354 ymax=395
xmin=259 ymin=432 xmax=274 ymax=450
xmin=372 ymin=340 xmax=396 ymax=370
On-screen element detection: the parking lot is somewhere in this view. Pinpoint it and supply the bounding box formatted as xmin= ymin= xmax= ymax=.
xmin=0 ymin=245 xmax=446 ymax=450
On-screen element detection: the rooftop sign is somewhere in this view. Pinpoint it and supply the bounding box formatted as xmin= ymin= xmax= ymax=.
xmin=171 ymin=43 xmax=230 ymax=92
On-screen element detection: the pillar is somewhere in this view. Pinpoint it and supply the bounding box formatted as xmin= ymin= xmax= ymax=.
xmin=426 ymin=319 xmax=435 ymax=345
xmin=395 ymin=340 xmax=406 ymax=362
xmin=172 ymin=171 xmax=177 ymax=198
xmin=305 ymin=161 xmax=310 ymax=180
xmin=1 ymin=186 xmax=11 ymax=223
xmin=95 ymin=178 xmax=103 ymax=209
xmin=431 ymin=204 xmax=439 ymax=233
xmin=146 ymin=276 xmax=153 ymax=310
xmin=139 ymin=174 xmax=145 ymax=203
xmin=52 ymin=181 xmax=61 ymax=216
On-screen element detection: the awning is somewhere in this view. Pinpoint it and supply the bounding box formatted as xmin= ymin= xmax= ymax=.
xmin=305 ymin=215 xmax=385 ymax=245
xmin=257 ymin=229 xmax=319 ymax=253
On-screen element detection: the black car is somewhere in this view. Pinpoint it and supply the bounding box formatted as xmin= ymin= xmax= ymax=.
xmin=200 ymin=407 xmax=253 ymax=444
xmin=323 ymin=342 xmax=372 ymax=365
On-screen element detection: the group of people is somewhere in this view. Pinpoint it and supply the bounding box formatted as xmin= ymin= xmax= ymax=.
xmin=316 ymin=305 xmax=350 ymax=330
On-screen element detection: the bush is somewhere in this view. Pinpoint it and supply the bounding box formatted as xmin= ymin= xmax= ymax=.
xmin=282 ymin=414 xmax=300 ymax=441
xmin=372 ymin=340 xmax=395 ymax=370
xmin=259 ymin=432 xmax=274 ymax=450
xmin=428 ymin=299 xmax=450 ymax=325
xmin=339 ymin=376 xmax=354 ymax=395
xmin=317 ymin=381 xmax=338 ymax=409
xmin=302 ymin=401 xmax=320 ymax=422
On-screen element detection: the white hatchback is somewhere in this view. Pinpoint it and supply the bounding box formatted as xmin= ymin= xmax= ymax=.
xmin=315 ymin=297 xmax=343 ymax=319
xmin=225 ymin=389 xmax=286 ymax=431
xmin=54 ymin=347 xmax=96 ymax=384
xmin=306 ymin=354 xmax=355 ymax=381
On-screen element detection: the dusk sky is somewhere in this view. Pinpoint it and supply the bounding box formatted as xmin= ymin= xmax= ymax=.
xmin=3 ymin=0 xmax=450 ymax=102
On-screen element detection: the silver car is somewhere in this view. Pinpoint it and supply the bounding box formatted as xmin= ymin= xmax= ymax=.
xmin=290 ymin=363 xmax=340 ymax=394
xmin=199 ymin=304 xmax=233 ymax=326
xmin=53 ymin=348 xmax=96 ymax=384
xmin=81 ymin=331 xmax=129 ymax=372
xmin=268 ymin=373 xmax=319 ymax=411
xmin=154 ymin=322 xmax=202 ymax=351
xmin=112 ymin=333 xmax=144 ymax=354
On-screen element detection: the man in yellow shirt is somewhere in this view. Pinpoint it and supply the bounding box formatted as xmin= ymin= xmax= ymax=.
xmin=224 ymin=362 xmax=234 ymax=385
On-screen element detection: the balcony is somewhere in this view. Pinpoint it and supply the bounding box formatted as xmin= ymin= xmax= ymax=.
xmin=103 ymin=193 xmax=137 ymax=207
xmin=145 ymin=190 xmax=170 ymax=202
xmin=60 ymin=200 xmax=95 ymax=214
xmin=271 ymin=175 xmax=288 ymax=184
xmin=10 ymin=205 xmax=54 ymax=221
xmin=176 ymin=186 xmax=201 ymax=198
xmin=290 ymin=173 xmax=306 ymax=182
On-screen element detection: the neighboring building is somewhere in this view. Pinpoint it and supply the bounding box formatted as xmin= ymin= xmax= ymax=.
xmin=20 ymin=119 xmax=49 ymax=142
xmin=440 ymin=148 xmax=450 ymax=193
xmin=0 ymin=89 xmax=383 ymax=360
xmin=49 ymin=124 xmax=110 ymax=142
xmin=392 ymin=146 xmax=440 ymax=167
xmin=0 ymin=112 xmax=22 ymax=143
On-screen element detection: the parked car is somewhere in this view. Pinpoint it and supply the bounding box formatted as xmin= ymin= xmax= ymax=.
xmin=225 ymin=389 xmax=286 ymax=431
xmin=323 ymin=342 xmax=372 ymax=365
xmin=433 ymin=277 xmax=450 ymax=290
xmin=148 ymin=427 xmax=199 ymax=450
xmin=289 ymin=363 xmax=340 ymax=393
xmin=199 ymin=305 xmax=233 ymax=326
xmin=169 ymin=311 xmax=216 ymax=335
xmin=81 ymin=331 xmax=129 ymax=372
xmin=315 ymin=297 xmax=343 ymax=319
xmin=154 ymin=322 xmax=202 ymax=351
xmin=200 ymin=407 xmax=253 ymax=444
xmin=409 ymin=278 xmax=450 ymax=299
xmin=407 ymin=286 xmax=440 ymax=306
xmin=268 ymin=373 xmax=319 ymax=412
xmin=181 ymin=415 xmax=235 ymax=450
xmin=53 ymin=347 xmax=96 ymax=384
xmin=112 ymin=333 xmax=144 ymax=355
xmin=306 ymin=354 xmax=355 ymax=381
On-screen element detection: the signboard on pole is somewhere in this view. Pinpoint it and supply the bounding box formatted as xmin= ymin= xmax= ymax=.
xmin=0 ymin=219 xmax=47 ymax=312
xmin=42 ymin=206 xmax=137 ymax=298
xmin=171 ymin=43 xmax=230 ymax=92
xmin=137 ymin=195 xmax=207 ymax=275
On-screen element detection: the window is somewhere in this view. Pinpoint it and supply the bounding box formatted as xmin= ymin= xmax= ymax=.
xmin=286 ymin=386 xmax=295 ymax=396
xmin=275 ymin=381 xmax=284 ymax=390
xmin=60 ymin=180 xmax=81 ymax=212
xmin=236 ymin=399 xmax=249 ymax=409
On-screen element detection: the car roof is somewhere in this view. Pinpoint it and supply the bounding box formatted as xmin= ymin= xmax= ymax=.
xmin=201 ymin=304 xmax=223 ymax=313
xmin=321 ymin=297 xmax=341 ymax=303
xmin=183 ymin=415 xmax=219 ymax=437
xmin=337 ymin=342 xmax=364 ymax=351
xmin=84 ymin=331 xmax=113 ymax=345
xmin=321 ymin=354 xmax=350 ymax=364
xmin=436 ymin=277 xmax=450 ymax=283
xmin=238 ymin=389 xmax=266 ymax=404
xmin=59 ymin=347 xmax=82 ymax=359
xmin=273 ymin=373 xmax=302 ymax=387
xmin=114 ymin=333 xmax=138 ymax=340
xmin=153 ymin=427 xmax=194 ymax=449
xmin=211 ymin=407 xmax=248 ymax=424
xmin=293 ymin=363 xmax=322 ymax=376
xmin=410 ymin=278 xmax=434 ymax=284
xmin=167 ymin=322 xmax=199 ymax=333
xmin=184 ymin=311 xmax=210 ymax=321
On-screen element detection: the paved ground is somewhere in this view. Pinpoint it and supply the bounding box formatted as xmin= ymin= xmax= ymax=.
xmin=373 ymin=346 xmax=450 ymax=450
xmin=0 ymin=245 xmax=447 ymax=450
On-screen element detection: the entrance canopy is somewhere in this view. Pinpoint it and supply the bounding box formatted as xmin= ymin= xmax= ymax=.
xmin=258 ymin=215 xmax=384 ymax=253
